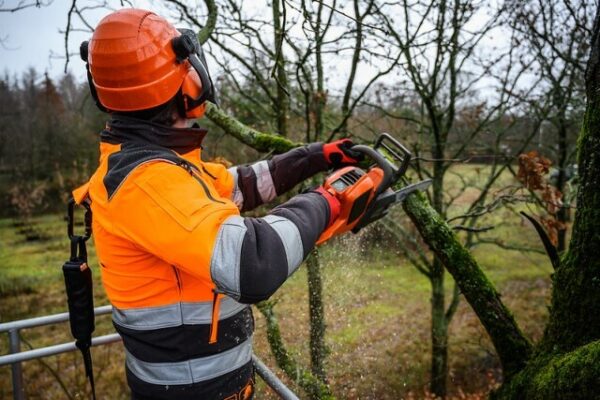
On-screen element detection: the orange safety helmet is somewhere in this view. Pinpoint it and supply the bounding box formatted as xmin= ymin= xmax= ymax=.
xmin=80 ymin=9 xmax=215 ymax=119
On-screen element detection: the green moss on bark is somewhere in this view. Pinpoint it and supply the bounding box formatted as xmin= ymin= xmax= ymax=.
xmin=493 ymin=340 xmax=600 ymax=400
xmin=205 ymin=103 xmax=299 ymax=153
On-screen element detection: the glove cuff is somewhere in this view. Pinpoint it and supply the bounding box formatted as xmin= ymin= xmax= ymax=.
xmin=314 ymin=187 xmax=341 ymax=228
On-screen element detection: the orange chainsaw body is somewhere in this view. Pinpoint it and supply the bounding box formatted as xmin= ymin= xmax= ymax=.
xmin=316 ymin=166 xmax=384 ymax=245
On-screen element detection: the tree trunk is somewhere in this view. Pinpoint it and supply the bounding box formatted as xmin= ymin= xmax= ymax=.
xmin=430 ymin=164 xmax=450 ymax=398
xmin=306 ymin=3 xmax=329 ymax=388
xmin=430 ymin=260 xmax=448 ymax=396
xmin=307 ymin=251 xmax=327 ymax=382
xmin=272 ymin=0 xmax=289 ymax=137
xmin=555 ymin=117 xmax=569 ymax=253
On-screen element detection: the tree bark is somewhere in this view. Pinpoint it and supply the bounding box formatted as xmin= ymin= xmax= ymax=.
xmin=271 ymin=0 xmax=289 ymax=137
xmin=306 ymin=3 xmax=329 ymax=387
xmin=555 ymin=120 xmax=568 ymax=253
xmin=430 ymin=260 xmax=448 ymax=396
xmin=307 ymin=251 xmax=327 ymax=382
xmin=197 ymin=0 xmax=217 ymax=45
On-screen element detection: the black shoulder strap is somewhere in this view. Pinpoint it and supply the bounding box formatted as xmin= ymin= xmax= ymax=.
xmin=63 ymin=198 xmax=96 ymax=400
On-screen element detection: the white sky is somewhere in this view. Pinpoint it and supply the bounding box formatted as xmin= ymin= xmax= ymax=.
xmin=0 ymin=1 xmax=158 ymax=80
xmin=1 ymin=1 xmax=88 ymax=80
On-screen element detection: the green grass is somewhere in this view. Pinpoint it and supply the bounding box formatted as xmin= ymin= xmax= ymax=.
xmin=0 ymin=166 xmax=555 ymax=399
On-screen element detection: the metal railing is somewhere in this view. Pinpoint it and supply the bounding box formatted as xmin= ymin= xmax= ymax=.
xmin=0 ymin=305 xmax=299 ymax=400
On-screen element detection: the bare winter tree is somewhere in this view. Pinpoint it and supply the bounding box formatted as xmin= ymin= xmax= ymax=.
xmin=507 ymin=0 xmax=593 ymax=252
xmin=368 ymin=1 xmax=556 ymax=396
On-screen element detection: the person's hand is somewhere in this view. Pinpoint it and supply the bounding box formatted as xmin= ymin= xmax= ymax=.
xmin=323 ymin=139 xmax=364 ymax=169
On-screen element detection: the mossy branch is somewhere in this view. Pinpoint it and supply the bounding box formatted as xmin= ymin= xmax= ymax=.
xmin=199 ymin=0 xmax=217 ymax=44
xmin=256 ymin=301 xmax=334 ymax=400
xmin=205 ymin=103 xmax=300 ymax=153
xmin=207 ymin=103 xmax=532 ymax=376
xmin=402 ymin=191 xmax=532 ymax=376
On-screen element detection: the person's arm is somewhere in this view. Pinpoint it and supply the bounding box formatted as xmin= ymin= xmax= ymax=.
xmin=228 ymin=139 xmax=363 ymax=212
xmin=228 ymin=143 xmax=327 ymax=211
xmin=210 ymin=190 xmax=339 ymax=303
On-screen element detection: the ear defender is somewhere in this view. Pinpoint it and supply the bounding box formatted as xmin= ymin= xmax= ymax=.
xmin=179 ymin=66 xmax=207 ymax=119
xmin=172 ymin=29 xmax=216 ymax=119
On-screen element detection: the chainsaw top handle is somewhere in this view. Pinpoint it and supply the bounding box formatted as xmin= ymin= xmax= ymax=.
xmin=350 ymin=144 xmax=395 ymax=196
xmin=350 ymin=133 xmax=412 ymax=197
xmin=374 ymin=132 xmax=412 ymax=180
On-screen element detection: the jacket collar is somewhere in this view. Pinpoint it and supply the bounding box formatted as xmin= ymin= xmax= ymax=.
xmin=100 ymin=115 xmax=207 ymax=155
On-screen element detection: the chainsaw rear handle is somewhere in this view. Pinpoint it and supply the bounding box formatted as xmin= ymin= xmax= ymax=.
xmin=350 ymin=145 xmax=395 ymax=196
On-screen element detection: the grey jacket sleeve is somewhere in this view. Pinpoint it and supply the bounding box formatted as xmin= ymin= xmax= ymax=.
xmin=227 ymin=143 xmax=329 ymax=212
xmin=210 ymin=192 xmax=329 ymax=304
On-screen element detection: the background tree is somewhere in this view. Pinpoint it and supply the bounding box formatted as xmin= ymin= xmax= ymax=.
xmin=370 ymin=1 xmax=554 ymax=396
xmin=508 ymin=0 xmax=592 ymax=252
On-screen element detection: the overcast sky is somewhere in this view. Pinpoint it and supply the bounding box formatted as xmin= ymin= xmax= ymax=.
xmin=0 ymin=1 xmax=158 ymax=81
xmin=0 ymin=1 xmax=397 ymax=87
xmin=2 ymin=2 xmax=87 ymax=80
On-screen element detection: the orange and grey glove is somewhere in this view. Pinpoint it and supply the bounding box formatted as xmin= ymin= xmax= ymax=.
xmin=323 ymin=139 xmax=364 ymax=169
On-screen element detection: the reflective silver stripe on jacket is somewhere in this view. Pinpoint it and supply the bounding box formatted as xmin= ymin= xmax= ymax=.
xmin=112 ymin=297 xmax=248 ymax=330
xmin=227 ymin=167 xmax=244 ymax=209
xmin=210 ymin=216 xmax=247 ymax=300
xmin=251 ymin=160 xmax=277 ymax=203
xmin=262 ymin=215 xmax=303 ymax=275
xmin=125 ymin=337 xmax=253 ymax=385
xmin=210 ymin=214 xmax=305 ymax=299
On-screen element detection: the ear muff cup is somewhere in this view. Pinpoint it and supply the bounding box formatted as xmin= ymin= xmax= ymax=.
xmin=177 ymin=66 xmax=206 ymax=119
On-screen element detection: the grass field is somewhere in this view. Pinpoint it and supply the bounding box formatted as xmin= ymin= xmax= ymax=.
xmin=0 ymin=167 xmax=555 ymax=399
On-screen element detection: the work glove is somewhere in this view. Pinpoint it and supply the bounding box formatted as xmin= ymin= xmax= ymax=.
xmin=313 ymin=186 xmax=341 ymax=228
xmin=323 ymin=138 xmax=364 ymax=169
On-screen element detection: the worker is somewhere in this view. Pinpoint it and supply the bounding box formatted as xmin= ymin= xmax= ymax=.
xmin=75 ymin=9 xmax=363 ymax=400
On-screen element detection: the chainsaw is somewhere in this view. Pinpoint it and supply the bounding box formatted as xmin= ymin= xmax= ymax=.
xmin=317 ymin=133 xmax=432 ymax=245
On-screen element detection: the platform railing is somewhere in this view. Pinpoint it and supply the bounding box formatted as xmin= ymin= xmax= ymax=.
xmin=0 ymin=305 xmax=299 ymax=400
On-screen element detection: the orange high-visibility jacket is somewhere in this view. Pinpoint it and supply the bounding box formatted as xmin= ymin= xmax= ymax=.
xmin=74 ymin=116 xmax=332 ymax=399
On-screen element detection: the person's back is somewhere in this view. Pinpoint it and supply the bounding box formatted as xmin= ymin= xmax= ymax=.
xmin=77 ymin=8 xmax=362 ymax=399
xmin=87 ymin=116 xmax=254 ymax=398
